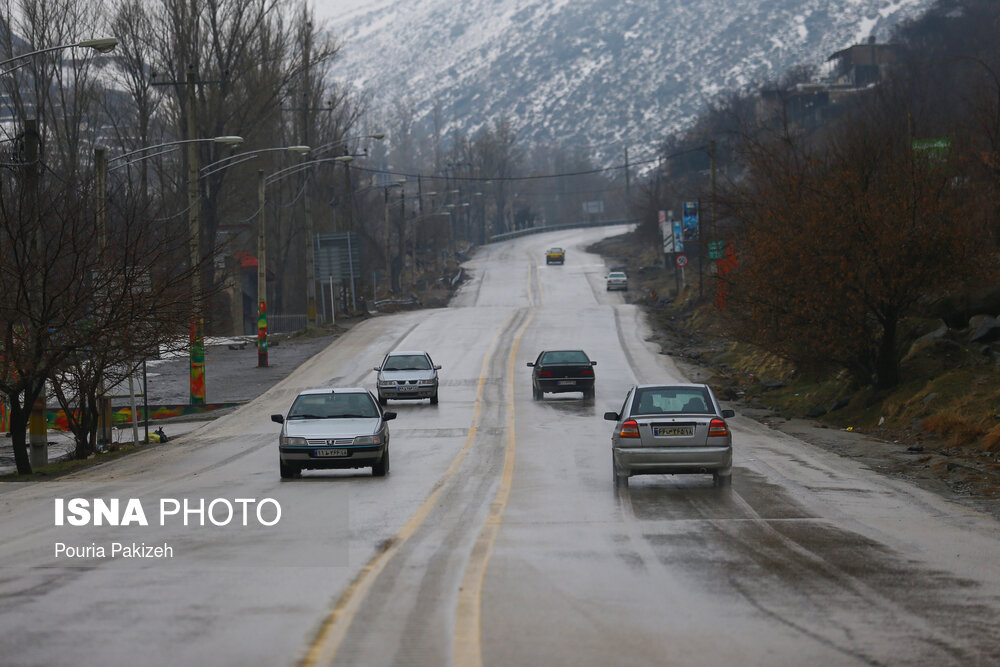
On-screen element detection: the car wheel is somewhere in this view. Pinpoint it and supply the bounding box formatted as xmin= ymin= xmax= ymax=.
xmin=279 ymin=458 xmax=297 ymax=479
xmin=532 ymin=385 xmax=542 ymax=400
xmin=372 ymin=448 xmax=389 ymax=477
xmin=430 ymin=391 xmax=439 ymax=405
xmin=378 ymin=394 xmax=387 ymax=406
xmin=613 ymin=458 xmax=628 ymax=489
xmin=713 ymin=470 xmax=732 ymax=487
xmin=584 ymin=386 xmax=595 ymax=400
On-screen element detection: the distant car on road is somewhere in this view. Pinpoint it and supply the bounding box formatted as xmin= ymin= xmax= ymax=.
xmin=527 ymin=349 xmax=596 ymax=399
xmin=374 ymin=350 xmax=441 ymax=405
xmin=545 ymin=247 xmax=565 ymax=264
xmin=604 ymin=383 xmax=734 ymax=488
xmin=271 ymin=387 xmax=395 ymax=479
xmin=606 ymin=271 xmax=628 ymax=291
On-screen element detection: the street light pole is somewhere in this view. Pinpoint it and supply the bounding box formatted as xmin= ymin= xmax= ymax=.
xmin=186 ymin=68 xmax=205 ymax=405
xmin=0 ymin=37 xmax=117 ymax=74
xmin=257 ymin=169 xmax=268 ymax=367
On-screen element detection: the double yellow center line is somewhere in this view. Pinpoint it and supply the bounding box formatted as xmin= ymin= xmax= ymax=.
xmin=300 ymin=303 xmax=535 ymax=666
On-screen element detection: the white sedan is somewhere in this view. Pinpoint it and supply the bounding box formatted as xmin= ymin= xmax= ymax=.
xmin=605 ymin=271 xmax=628 ymax=291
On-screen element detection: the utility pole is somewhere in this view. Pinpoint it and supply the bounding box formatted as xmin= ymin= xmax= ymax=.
xmin=25 ymin=119 xmax=47 ymax=470
xmin=624 ymin=146 xmax=631 ymax=200
xmin=257 ymin=170 xmax=268 ymax=367
xmin=94 ymin=146 xmax=113 ymax=445
xmin=186 ymin=67 xmax=206 ymax=405
xmin=383 ymin=186 xmax=391 ymax=297
xmin=301 ymin=19 xmax=318 ymax=326
xmin=709 ymin=139 xmax=718 ymax=273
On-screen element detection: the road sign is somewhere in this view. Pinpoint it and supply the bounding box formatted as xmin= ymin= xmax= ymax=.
xmin=675 ymin=253 xmax=688 ymax=267
xmin=708 ymin=240 xmax=724 ymax=260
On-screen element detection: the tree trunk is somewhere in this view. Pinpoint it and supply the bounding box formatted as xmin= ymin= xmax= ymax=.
xmin=875 ymin=313 xmax=900 ymax=389
xmin=8 ymin=399 xmax=32 ymax=475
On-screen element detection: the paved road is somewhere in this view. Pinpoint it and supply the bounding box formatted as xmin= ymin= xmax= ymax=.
xmin=1 ymin=226 xmax=998 ymax=666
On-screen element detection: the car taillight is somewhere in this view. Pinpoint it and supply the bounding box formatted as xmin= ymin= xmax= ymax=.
xmin=581 ymin=369 xmax=593 ymax=376
xmin=619 ymin=420 xmax=640 ymax=438
xmin=539 ymin=370 xmax=552 ymax=377
xmin=708 ymin=418 xmax=729 ymax=438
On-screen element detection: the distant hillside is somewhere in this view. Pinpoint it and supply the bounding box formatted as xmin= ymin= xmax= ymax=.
xmin=326 ymin=0 xmax=936 ymax=162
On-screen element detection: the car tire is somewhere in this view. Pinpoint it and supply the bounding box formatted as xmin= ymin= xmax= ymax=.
xmin=430 ymin=391 xmax=439 ymax=405
xmin=532 ymin=385 xmax=542 ymax=400
xmin=279 ymin=458 xmax=297 ymax=480
xmin=613 ymin=458 xmax=628 ymax=489
xmin=584 ymin=386 xmax=595 ymax=400
xmin=713 ymin=470 xmax=732 ymax=487
xmin=372 ymin=448 xmax=389 ymax=477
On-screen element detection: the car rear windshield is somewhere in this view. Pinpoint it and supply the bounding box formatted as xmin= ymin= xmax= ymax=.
xmin=540 ymin=350 xmax=590 ymax=365
xmin=289 ymin=392 xmax=379 ymax=419
xmin=609 ymin=273 xmax=626 ymax=279
xmin=383 ymin=354 xmax=431 ymax=370
xmin=630 ymin=387 xmax=713 ymax=415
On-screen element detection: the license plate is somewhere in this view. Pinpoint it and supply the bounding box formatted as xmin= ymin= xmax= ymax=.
xmin=653 ymin=426 xmax=693 ymax=437
xmin=397 ymin=385 xmax=415 ymax=391
xmin=557 ymin=380 xmax=576 ymax=386
xmin=314 ymin=449 xmax=348 ymax=457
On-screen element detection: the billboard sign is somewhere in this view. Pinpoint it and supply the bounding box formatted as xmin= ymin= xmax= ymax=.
xmin=683 ymin=201 xmax=699 ymax=241
xmin=672 ymin=220 xmax=684 ymax=253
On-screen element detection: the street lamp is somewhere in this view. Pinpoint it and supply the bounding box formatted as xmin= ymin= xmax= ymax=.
xmin=312 ymin=132 xmax=385 ymax=156
xmin=95 ymin=134 xmax=243 ymax=407
xmin=252 ymin=155 xmax=355 ymax=363
xmin=199 ymin=145 xmax=310 ymax=178
xmin=0 ymin=36 xmax=118 ymax=74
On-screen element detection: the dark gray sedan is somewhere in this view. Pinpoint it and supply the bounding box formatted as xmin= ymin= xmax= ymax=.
xmin=271 ymin=387 xmax=395 ymax=479
xmin=604 ymin=383 xmax=734 ymax=488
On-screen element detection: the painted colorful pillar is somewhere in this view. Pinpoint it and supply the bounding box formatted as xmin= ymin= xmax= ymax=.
xmin=257 ymin=300 xmax=268 ymax=367
xmin=190 ymin=317 xmax=205 ymax=404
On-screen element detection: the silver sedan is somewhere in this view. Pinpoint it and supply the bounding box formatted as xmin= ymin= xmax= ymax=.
xmin=604 ymin=383 xmax=734 ymax=488
xmin=375 ymin=350 xmax=441 ymax=405
xmin=271 ymin=387 xmax=395 ymax=478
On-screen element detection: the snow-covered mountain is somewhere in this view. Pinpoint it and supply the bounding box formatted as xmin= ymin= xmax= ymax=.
xmin=326 ymin=0 xmax=936 ymax=163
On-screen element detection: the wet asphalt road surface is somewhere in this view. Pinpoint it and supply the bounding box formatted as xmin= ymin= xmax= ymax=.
xmin=0 ymin=226 xmax=998 ymax=667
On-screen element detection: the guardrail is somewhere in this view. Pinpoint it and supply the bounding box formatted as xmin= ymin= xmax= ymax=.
xmin=488 ymin=218 xmax=638 ymax=244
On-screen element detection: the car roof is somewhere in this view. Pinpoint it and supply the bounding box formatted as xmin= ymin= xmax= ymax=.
xmin=633 ymin=383 xmax=710 ymax=390
xmin=385 ymin=350 xmax=430 ymax=356
xmin=296 ymin=387 xmax=371 ymax=396
xmin=608 ymin=271 xmax=627 ymax=276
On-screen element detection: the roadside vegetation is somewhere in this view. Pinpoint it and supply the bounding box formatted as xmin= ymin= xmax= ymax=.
xmin=603 ymin=0 xmax=1000 ymax=483
xmin=585 ymin=1 xmax=1000 ymax=501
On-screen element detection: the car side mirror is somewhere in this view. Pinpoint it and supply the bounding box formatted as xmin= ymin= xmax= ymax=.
xmin=721 ymin=409 xmax=735 ymax=418
xmin=373 ymin=366 xmax=381 ymax=372
xmin=526 ymin=362 xmax=534 ymax=367
xmin=603 ymin=411 xmax=619 ymax=421
xmin=434 ymin=365 xmax=442 ymax=370
xmin=383 ymin=411 xmax=397 ymax=421
xmin=591 ymin=361 xmax=597 ymax=366
xmin=270 ymin=414 xmax=284 ymax=424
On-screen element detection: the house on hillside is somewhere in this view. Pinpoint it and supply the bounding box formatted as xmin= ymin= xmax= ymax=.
xmin=756 ymin=36 xmax=900 ymax=129
xmin=827 ymin=36 xmax=900 ymax=88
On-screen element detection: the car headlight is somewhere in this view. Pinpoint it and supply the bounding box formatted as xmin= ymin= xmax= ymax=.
xmin=353 ymin=434 xmax=383 ymax=446
xmin=281 ymin=436 xmax=307 ymax=446
xmin=418 ymin=380 xmax=437 ymax=386
xmin=378 ymin=381 xmax=396 ymax=387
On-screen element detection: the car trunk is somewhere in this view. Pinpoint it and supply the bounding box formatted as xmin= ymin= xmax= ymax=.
xmin=635 ymin=416 xmax=713 ymax=447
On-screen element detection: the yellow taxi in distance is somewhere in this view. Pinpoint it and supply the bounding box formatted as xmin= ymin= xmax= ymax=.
xmin=545 ymin=247 xmax=565 ymax=264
